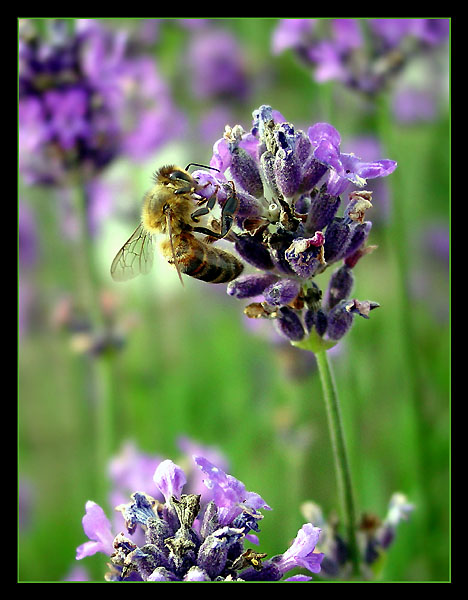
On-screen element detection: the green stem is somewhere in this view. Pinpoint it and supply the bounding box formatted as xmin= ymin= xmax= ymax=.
xmin=315 ymin=349 xmax=360 ymax=577
xmin=374 ymin=92 xmax=435 ymax=575
xmin=71 ymin=181 xmax=114 ymax=511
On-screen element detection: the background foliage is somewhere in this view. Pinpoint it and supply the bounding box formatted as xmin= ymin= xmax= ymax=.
xmin=18 ymin=18 xmax=450 ymax=582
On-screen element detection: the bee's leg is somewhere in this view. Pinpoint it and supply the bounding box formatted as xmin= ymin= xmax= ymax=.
xmin=174 ymin=185 xmax=195 ymax=195
xmin=192 ymin=182 xmax=238 ymax=239
xmin=219 ymin=189 xmax=238 ymax=236
xmin=190 ymin=194 xmax=217 ymax=222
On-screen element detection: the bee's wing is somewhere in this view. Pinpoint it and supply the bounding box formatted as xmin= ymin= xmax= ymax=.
xmin=110 ymin=223 xmax=154 ymax=282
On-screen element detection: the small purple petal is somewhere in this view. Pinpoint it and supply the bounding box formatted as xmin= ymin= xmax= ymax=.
xmin=76 ymin=501 xmax=114 ymax=559
xmin=274 ymin=523 xmax=324 ymax=575
xmin=210 ymin=137 xmax=232 ymax=172
xmin=283 ymin=574 xmax=313 ymax=582
xmin=194 ymin=455 xmax=270 ymax=526
xmin=153 ymin=459 xmax=186 ymax=502
xmin=308 ymin=122 xmax=341 ymax=150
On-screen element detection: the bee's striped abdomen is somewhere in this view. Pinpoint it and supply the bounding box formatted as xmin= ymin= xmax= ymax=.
xmin=171 ymin=233 xmax=243 ymax=283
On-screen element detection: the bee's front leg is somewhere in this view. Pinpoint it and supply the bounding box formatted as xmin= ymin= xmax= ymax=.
xmin=192 ymin=181 xmax=238 ymax=239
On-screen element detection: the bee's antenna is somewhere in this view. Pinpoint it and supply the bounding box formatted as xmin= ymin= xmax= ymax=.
xmin=185 ymin=163 xmax=220 ymax=173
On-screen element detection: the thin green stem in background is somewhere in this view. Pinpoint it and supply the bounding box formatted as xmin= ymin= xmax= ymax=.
xmin=71 ymin=180 xmax=114 ymax=511
xmin=315 ymin=349 xmax=360 ymax=577
xmin=374 ymin=94 xmax=435 ymax=570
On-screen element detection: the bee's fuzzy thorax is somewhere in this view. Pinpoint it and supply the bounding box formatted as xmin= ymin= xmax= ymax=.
xmin=152 ymin=164 xmax=183 ymax=184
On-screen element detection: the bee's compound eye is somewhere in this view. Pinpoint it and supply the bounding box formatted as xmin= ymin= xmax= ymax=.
xmin=169 ymin=170 xmax=192 ymax=183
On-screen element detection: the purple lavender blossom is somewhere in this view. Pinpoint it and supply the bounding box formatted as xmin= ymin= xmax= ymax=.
xmin=193 ymin=105 xmax=393 ymax=350
xmin=185 ymin=28 xmax=249 ymax=101
xmin=272 ymin=18 xmax=449 ymax=96
xmin=392 ymin=87 xmax=437 ymax=123
xmin=107 ymin=438 xmax=232 ymax=544
xmin=76 ymin=455 xmax=324 ymax=581
xmin=76 ymin=501 xmax=115 ymax=560
xmin=19 ymin=19 xmax=185 ymax=186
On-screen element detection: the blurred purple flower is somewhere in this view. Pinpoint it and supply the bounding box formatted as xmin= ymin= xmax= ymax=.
xmin=369 ymin=18 xmax=450 ymax=49
xmin=19 ymin=201 xmax=39 ymax=269
xmin=63 ymin=565 xmax=90 ymax=581
xmin=19 ymin=477 xmax=35 ymax=531
xmin=19 ymin=201 xmax=39 ymax=339
xmin=272 ymin=18 xmax=449 ymax=97
xmin=108 ymin=440 xmax=163 ymax=508
xmin=186 ymin=28 xmax=249 ymax=101
xmin=392 ymin=87 xmax=437 ymax=123
xmin=76 ymin=454 xmax=324 ymax=581
xmin=19 ymin=19 xmax=185 ymax=186
xmin=301 ymin=493 xmax=414 ymax=578
xmin=411 ymin=222 xmax=449 ymax=321
xmin=271 ymin=18 xmax=317 ymax=55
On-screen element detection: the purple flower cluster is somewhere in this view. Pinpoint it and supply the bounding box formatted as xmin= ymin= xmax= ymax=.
xmin=19 ymin=19 xmax=185 ymax=185
xmin=186 ymin=27 xmax=249 ymax=102
xmin=76 ymin=454 xmax=324 ymax=581
xmin=272 ymin=18 xmax=449 ymax=96
xmin=193 ymin=105 xmax=396 ymax=350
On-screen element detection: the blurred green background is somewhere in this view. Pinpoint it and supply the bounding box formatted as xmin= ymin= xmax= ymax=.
xmin=18 ymin=18 xmax=450 ymax=582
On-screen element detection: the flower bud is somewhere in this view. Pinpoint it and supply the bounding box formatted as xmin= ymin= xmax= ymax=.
xmin=227 ymin=273 xmax=279 ymax=298
xmin=326 ymin=300 xmax=354 ymax=340
xmin=324 ymin=265 xmax=355 ymax=310
xmin=241 ymin=562 xmax=282 ymax=581
xmin=197 ymin=527 xmax=244 ymax=579
xmin=263 ymin=278 xmax=301 ymax=306
xmin=230 ymin=146 xmax=264 ymax=198
xmin=234 ymin=233 xmax=275 ymax=270
xmin=260 ymin=149 xmax=281 ymax=197
xmin=274 ymin=306 xmax=305 ymax=341
xmin=232 ymin=189 xmax=267 ymax=220
xmin=274 ymin=151 xmax=302 ymax=198
xmin=299 ymin=159 xmax=328 ymax=194
xmin=306 ymin=187 xmax=341 ymax=233
xmin=315 ymin=309 xmax=328 ymax=337
xmin=323 ymin=218 xmax=351 ymax=263
xmin=342 ymin=221 xmax=372 ymax=259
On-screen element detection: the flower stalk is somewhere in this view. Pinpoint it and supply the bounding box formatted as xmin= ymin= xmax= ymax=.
xmin=315 ymin=348 xmax=360 ymax=576
xmin=71 ymin=180 xmax=114 ymax=511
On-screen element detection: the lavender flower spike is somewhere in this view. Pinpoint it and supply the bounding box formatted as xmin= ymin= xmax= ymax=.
xmin=76 ymin=453 xmax=321 ymax=581
xmin=194 ymin=105 xmax=391 ymax=351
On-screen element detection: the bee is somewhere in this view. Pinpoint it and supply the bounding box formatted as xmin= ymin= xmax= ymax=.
xmin=110 ymin=164 xmax=244 ymax=285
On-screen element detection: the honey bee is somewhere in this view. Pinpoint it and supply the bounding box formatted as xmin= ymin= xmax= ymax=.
xmin=110 ymin=164 xmax=244 ymax=285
